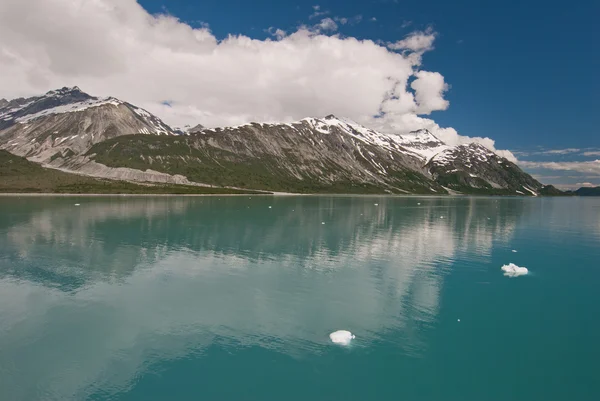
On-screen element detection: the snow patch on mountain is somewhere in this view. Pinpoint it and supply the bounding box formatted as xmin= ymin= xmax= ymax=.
xmin=11 ymin=98 xmax=122 ymax=123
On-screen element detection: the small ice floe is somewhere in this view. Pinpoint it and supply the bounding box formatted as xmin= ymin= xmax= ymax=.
xmin=322 ymin=222 xmax=325 ymax=225
xmin=512 ymin=250 xmax=518 ymax=253
xmin=268 ymin=206 xmax=272 ymax=209
xmin=501 ymin=263 xmax=528 ymax=277
xmin=374 ymin=203 xmax=379 ymax=206
xmin=457 ymin=319 xmax=461 ymax=322
xmin=417 ymin=202 xmax=421 ymax=205
xmin=440 ymin=216 xmax=444 ymax=219
xmin=74 ymin=204 xmax=80 ymax=206
xmin=329 ymin=330 xmax=355 ymax=345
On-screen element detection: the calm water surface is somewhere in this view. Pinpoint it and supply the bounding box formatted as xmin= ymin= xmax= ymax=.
xmin=0 ymin=196 xmax=598 ymax=400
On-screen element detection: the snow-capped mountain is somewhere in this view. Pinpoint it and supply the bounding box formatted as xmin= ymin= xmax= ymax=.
xmin=0 ymin=87 xmax=175 ymax=162
xmin=0 ymin=87 xmax=544 ymax=194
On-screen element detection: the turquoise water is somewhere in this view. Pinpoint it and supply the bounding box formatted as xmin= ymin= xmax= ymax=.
xmin=0 ymin=196 xmax=598 ymax=401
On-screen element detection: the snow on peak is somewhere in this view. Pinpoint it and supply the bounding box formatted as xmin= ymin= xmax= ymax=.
xmin=402 ymin=129 xmax=444 ymax=145
xmin=13 ymin=97 xmax=122 ymax=123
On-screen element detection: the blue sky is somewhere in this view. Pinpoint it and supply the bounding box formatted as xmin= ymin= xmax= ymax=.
xmin=1 ymin=0 xmax=598 ymax=188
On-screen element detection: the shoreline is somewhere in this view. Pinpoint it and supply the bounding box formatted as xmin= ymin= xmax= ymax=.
xmin=0 ymin=192 xmax=546 ymax=198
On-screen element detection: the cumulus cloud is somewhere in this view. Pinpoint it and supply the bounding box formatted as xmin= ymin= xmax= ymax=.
xmin=389 ymin=29 xmax=436 ymax=52
xmin=583 ymin=151 xmax=600 ymax=157
xmin=0 ymin=0 xmax=511 ymax=158
xmin=315 ymin=17 xmax=338 ymax=32
xmin=410 ymin=71 xmax=449 ymax=114
xmin=265 ymin=27 xmax=287 ymax=40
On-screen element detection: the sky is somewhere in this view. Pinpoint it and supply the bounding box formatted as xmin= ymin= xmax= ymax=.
xmin=0 ymin=0 xmax=598 ymax=188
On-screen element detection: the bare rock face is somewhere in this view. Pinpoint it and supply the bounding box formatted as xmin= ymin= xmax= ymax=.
xmin=0 ymin=87 xmax=545 ymax=195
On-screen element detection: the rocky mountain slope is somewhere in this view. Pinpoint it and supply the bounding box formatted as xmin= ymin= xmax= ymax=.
xmin=426 ymin=143 xmax=543 ymax=195
xmin=0 ymin=87 xmax=175 ymax=164
xmin=85 ymin=117 xmax=446 ymax=194
xmin=1 ymin=87 xmax=548 ymax=195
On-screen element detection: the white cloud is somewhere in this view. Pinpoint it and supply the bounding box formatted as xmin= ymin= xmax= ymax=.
xmin=265 ymin=27 xmax=287 ymax=40
xmin=309 ymin=5 xmax=329 ymax=19
xmin=410 ymin=71 xmax=449 ymax=114
xmin=315 ymin=17 xmax=338 ymax=32
xmin=389 ymin=29 xmax=437 ymax=52
xmin=541 ymin=148 xmax=581 ymax=155
xmin=0 ymin=0 xmax=512 ymax=159
xmin=583 ymin=151 xmax=600 ymax=157
xmin=334 ymin=15 xmax=363 ymax=25
xmin=519 ymin=160 xmax=600 ymax=175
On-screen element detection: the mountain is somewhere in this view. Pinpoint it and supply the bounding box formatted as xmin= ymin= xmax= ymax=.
xmin=426 ymin=143 xmax=543 ymax=195
xmin=1 ymin=87 xmax=547 ymax=195
xmin=0 ymin=87 xmax=176 ymax=164
xmin=569 ymin=186 xmax=600 ymax=196
xmin=85 ymin=116 xmax=447 ymax=194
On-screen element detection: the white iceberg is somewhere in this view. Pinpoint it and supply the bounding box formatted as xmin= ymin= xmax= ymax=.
xmin=329 ymin=330 xmax=355 ymax=345
xmin=501 ymin=263 xmax=528 ymax=277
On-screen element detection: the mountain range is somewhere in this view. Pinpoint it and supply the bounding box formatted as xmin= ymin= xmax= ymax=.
xmin=0 ymin=87 xmax=576 ymax=195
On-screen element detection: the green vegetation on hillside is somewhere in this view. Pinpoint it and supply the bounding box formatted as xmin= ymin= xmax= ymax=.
xmin=86 ymin=135 xmax=440 ymax=194
xmin=538 ymin=185 xmax=569 ymax=196
xmin=0 ymin=150 xmax=262 ymax=194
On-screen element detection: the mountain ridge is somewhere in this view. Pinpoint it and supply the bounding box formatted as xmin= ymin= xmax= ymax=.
xmin=0 ymin=87 xmax=551 ymax=195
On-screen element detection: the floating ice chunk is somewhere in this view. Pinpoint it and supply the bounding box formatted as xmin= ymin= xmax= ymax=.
xmin=457 ymin=319 xmax=460 ymax=322
xmin=440 ymin=216 xmax=444 ymax=219
xmin=417 ymin=202 xmax=421 ymax=205
xmin=322 ymin=222 xmax=325 ymax=225
xmin=74 ymin=204 xmax=80 ymax=206
xmin=329 ymin=330 xmax=355 ymax=345
xmin=374 ymin=203 xmax=378 ymax=206
xmin=512 ymin=250 xmax=518 ymax=253
xmin=268 ymin=206 xmax=272 ymax=209
xmin=501 ymin=263 xmax=528 ymax=277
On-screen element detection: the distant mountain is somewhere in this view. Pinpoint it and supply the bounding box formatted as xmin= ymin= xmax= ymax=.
xmin=0 ymin=87 xmax=548 ymax=195
xmin=569 ymin=187 xmax=600 ymax=196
